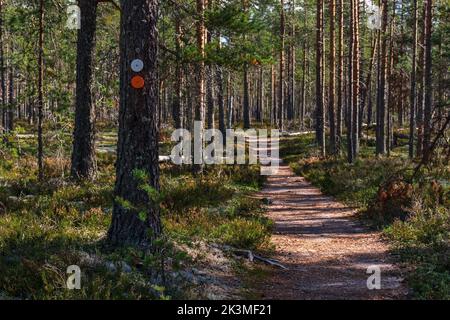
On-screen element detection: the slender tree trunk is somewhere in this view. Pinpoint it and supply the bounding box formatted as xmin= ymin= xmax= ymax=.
xmin=422 ymin=0 xmax=433 ymax=163
xmin=107 ymin=0 xmax=161 ymax=247
xmin=0 ymin=0 xmax=5 ymax=133
xmin=271 ymin=63 xmax=276 ymax=126
xmin=337 ymin=0 xmax=344 ymax=141
xmin=193 ymin=0 xmax=206 ymax=175
xmin=376 ymin=0 xmax=388 ymax=155
xmin=329 ymin=0 xmax=336 ymax=155
xmin=7 ymin=59 xmax=13 ymax=131
xmin=37 ymin=0 xmax=44 ymax=180
xmin=207 ymin=65 xmax=215 ymax=129
xmin=288 ymin=0 xmax=295 ymax=122
xmin=300 ymin=41 xmax=307 ymax=131
xmin=316 ymin=0 xmax=325 ymax=156
xmin=173 ymin=18 xmax=184 ymax=129
xmin=257 ymin=66 xmax=263 ymax=122
xmin=243 ymin=65 xmax=250 ymax=129
xmin=347 ymin=0 xmax=354 ymax=163
xmin=71 ymin=0 xmax=98 ymax=180
xmin=416 ymin=2 xmax=426 ymax=157
xmin=386 ymin=3 xmax=395 ymax=155
xmin=278 ymin=0 xmax=286 ymax=131
xmin=216 ymin=64 xmax=225 ymax=145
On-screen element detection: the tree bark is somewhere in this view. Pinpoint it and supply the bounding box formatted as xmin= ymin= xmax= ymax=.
xmin=193 ymin=0 xmax=206 ymax=175
xmin=328 ymin=0 xmax=336 ymax=155
xmin=107 ymin=0 xmax=161 ymax=248
xmin=71 ymin=0 xmax=98 ymax=180
xmin=376 ymin=0 xmax=388 ymax=155
xmin=0 ymin=1 xmax=5 ymax=133
xmin=316 ymin=0 xmax=325 ymax=156
xmin=278 ymin=0 xmax=285 ymax=131
xmin=422 ymin=0 xmax=433 ymax=163
xmin=337 ymin=0 xmax=344 ymax=140
xmin=37 ymin=0 xmax=44 ymax=180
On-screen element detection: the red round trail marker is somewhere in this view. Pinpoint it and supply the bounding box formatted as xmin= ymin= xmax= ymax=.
xmin=131 ymin=75 xmax=145 ymax=89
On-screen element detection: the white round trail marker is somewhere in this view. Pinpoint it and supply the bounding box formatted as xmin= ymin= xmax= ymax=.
xmin=131 ymin=59 xmax=144 ymax=72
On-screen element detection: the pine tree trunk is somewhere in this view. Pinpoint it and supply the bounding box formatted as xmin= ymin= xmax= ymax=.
xmin=193 ymin=0 xmax=206 ymax=175
xmin=376 ymin=0 xmax=388 ymax=155
xmin=37 ymin=0 xmax=44 ymax=180
xmin=7 ymin=61 xmax=13 ymax=131
xmin=422 ymin=0 xmax=433 ymax=163
xmin=278 ymin=0 xmax=285 ymax=131
xmin=71 ymin=0 xmax=98 ymax=180
xmin=316 ymin=0 xmax=325 ymax=156
xmin=328 ymin=0 xmax=336 ymax=155
xmin=416 ymin=2 xmax=426 ymax=158
xmin=216 ymin=64 xmax=225 ymax=145
xmin=347 ymin=0 xmax=354 ymax=163
xmin=173 ymin=18 xmax=183 ymax=129
xmin=0 ymin=1 xmax=5 ymax=133
xmin=337 ymin=0 xmax=344 ymax=140
xmin=107 ymin=0 xmax=161 ymax=247
xmin=351 ymin=0 xmax=360 ymax=160
xmin=243 ymin=66 xmax=250 ymax=129
xmin=300 ymin=41 xmax=307 ymax=131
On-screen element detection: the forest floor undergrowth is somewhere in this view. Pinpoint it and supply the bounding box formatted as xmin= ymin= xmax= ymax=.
xmin=0 ymin=123 xmax=272 ymax=300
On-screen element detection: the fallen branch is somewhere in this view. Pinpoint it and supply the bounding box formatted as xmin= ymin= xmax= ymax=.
xmin=219 ymin=245 xmax=288 ymax=270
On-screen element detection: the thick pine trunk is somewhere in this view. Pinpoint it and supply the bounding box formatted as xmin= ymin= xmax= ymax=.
xmin=71 ymin=0 xmax=98 ymax=180
xmin=107 ymin=0 xmax=161 ymax=248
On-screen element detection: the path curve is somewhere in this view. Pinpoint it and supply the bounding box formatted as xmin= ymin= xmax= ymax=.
xmin=258 ymin=162 xmax=408 ymax=300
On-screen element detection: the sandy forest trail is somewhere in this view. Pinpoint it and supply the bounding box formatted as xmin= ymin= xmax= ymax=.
xmin=257 ymin=151 xmax=408 ymax=299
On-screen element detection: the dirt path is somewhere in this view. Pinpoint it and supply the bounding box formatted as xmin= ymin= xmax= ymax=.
xmin=258 ymin=162 xmax=408 ymax=300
